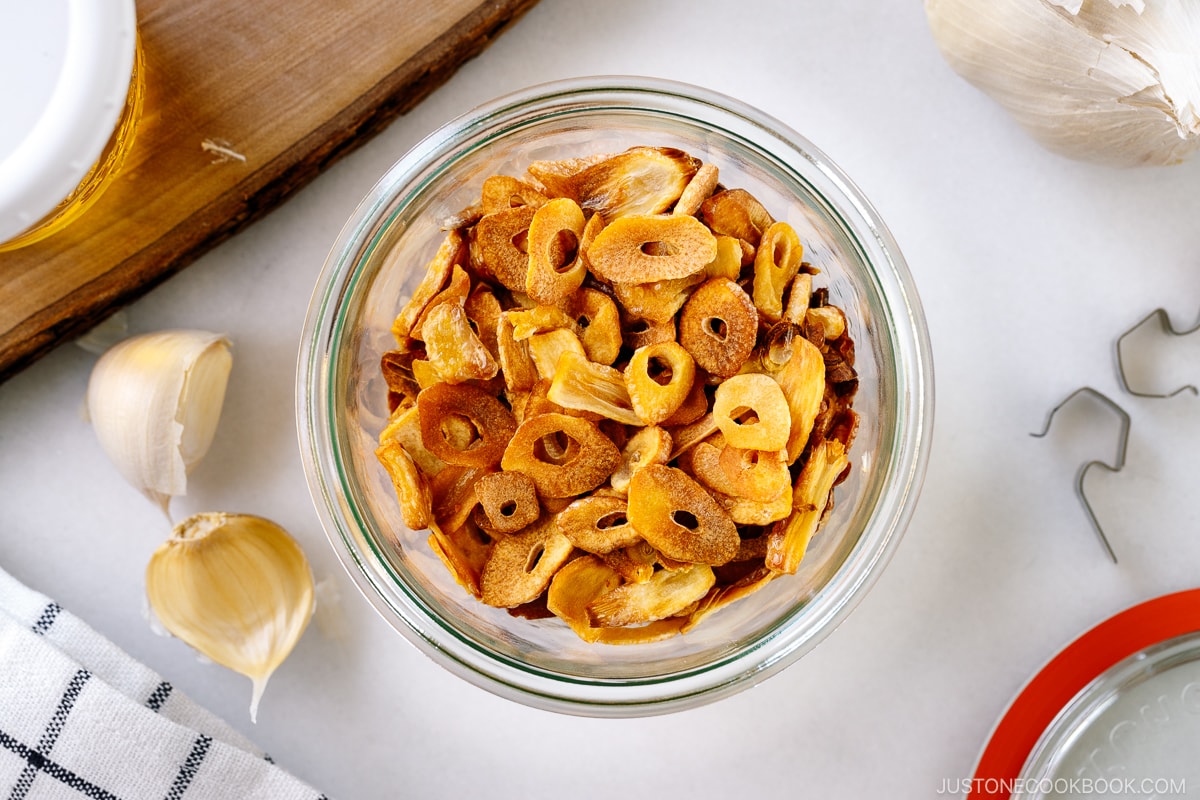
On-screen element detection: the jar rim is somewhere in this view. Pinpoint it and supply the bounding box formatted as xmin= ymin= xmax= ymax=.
xmin=298 ymin=76 xmax=935 ymax=716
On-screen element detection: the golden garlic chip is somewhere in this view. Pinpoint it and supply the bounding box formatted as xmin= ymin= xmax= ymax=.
xmin=624 ymin=341 xmax=696 ymax=426
xmin=712 ymin=373 xmax=792 ymax=452
xmin=678 ymin=278 xmax=759 ymax=378
xmin=752 ymin=222 xmax=804 ymax=323
xmin=471 ymin=206 xmax=536 ymax=292
xmin=526 ymin=198 xmax=588 ymax=304
xmin=627 ymin=465 xmax=739 ymax=566
xmin=417 ymin=382 xmax=516 ymax=469
xmin=475 ymin=471 xmax=541 ymax=533
xmin=500 ymin=413 xmax=622 ymax=498
xmin=556 ymin=495 xmax=642 ymax=555
xmin=588 ymin=214 xmax=717 ymax=283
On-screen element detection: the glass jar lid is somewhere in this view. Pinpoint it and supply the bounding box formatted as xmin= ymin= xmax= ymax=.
xmin=0 ymin=0 xmax=137 ymax=243
xmin=970 ymin=589 xmax=1200 ymax=799
xmin=1016 ymin=632 xmax=1200 ymax=798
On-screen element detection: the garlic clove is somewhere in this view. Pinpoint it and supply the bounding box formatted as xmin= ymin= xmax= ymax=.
xmin=925 ymin=0 xmax=1200 ymax=166
xmin=87 ymin=330 xmax=232 ymax=512
xmin=145 ymin=512 xmax=315 ymax=722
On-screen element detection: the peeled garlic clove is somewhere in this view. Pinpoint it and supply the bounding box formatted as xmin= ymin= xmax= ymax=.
xmin=146 ymin=512 xmax=315 ymax=722
xmin=87 ymin=330 xmax=232 ymax=512
xmin=925 ymin=0 xmax=1200 ymax=166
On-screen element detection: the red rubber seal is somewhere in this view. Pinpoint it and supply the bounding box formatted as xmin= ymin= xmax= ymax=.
xmin=969 ymin=588 xmax=1200 ymax=799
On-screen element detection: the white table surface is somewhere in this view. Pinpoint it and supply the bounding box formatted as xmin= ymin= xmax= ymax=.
xmin=4 ymin=1 xmax=1200 ymax=797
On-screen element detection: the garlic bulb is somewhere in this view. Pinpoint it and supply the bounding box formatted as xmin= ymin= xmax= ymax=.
xmin=87 ymin=330 xmax=232 ymax=512
xmin=925 ymin=0 xmax=1200 ymax=166
xmin=146 ymin=512 xmax=315 ymax=722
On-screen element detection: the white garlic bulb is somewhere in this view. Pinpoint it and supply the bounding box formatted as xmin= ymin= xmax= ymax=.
xmin=87 ymin=330 xmax=232 ymax=512
xmin=146 ymin=512 xmax=315 ymax=722
xmin=925 ymin=0 xmax=1200 ymax=166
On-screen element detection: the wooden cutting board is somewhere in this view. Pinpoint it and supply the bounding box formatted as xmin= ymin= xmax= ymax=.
xmin=0 ymin=0 xmax=538 ymax=382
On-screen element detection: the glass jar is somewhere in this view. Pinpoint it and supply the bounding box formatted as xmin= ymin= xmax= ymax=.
xmin=0 ymin=0 xmax=143 ymax=252
xmin=298 ymin=76 xmax=934 ymax=716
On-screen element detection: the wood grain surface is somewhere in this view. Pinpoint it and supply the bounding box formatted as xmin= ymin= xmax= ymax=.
xmin=0 ymin=0 xmax=538 ymax=382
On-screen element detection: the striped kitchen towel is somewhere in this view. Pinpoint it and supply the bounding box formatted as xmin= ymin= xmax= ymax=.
xmin=0 ymin=566 xmax=327 ymax=799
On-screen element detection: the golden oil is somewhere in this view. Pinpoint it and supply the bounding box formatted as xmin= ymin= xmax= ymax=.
xmin=0 ymin=39 xmax=145 ymax=253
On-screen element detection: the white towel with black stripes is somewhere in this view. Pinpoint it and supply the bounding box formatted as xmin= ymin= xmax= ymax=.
xmin=0 ymin=566 xmax=328 ymax=800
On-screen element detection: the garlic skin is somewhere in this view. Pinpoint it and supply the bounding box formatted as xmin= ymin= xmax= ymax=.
xmin=146 ymin=512 xmax=315 ymax=722
xmin=925 ymin=0 xmax=1200 ymax=166
xmin=87 ymin=330 xmax=232 ymax=512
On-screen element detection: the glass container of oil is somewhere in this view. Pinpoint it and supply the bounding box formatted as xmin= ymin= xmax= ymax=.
xmin=0 ymin=0 xmax=142 ymax=252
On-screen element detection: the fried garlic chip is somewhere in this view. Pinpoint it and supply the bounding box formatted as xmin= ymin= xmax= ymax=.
xmin=526 ymin=198 xmax=587 ymax=305
xmin=621 ymin=315 xmax=676 ymax=352
xmin=480 ymin=175 xmax=548 ymax=215
xmin=463 ymin=287 xmax=502 ymax=359
xmin=587 ymin=564 xmax=715 ymax=627
xmin=600 ymin=540 xmax=658 ymax=584
xmin=507 ymin=305 xmax=576 ymax=341
xmin=700 ymin=188 xmax=774 ymax=248
xmin=430 ymin=465 xmax=485 ymax=534
xmin=548 ymin=553 xmax=687 ymax=644
xmin=417 ymin=382 xmax=517 ymax=469
xmin=718 ymin=444 xmax=792 ymax=501
xmin=712 ymin=373 xmax=791 ymax=452
xmin=612 ymin=273 xmax=704 ymax=324
xmin=772 ymin=335 xmax=826 ymax=463
xmin=556 ymin=495 xmax=641 ymax=555
xmin=428 ymin=519 xmax=493 ymax=599
xmin=806 ymin=305 xmax=847 ymax=341
xmin=547 ymin=555 xmax=623 ymax=643
xmin=703 ymin=235 xmax=744 ymax=281
xmin=496 ymin=313 xmax=538 ymax=394
xmin=546 ymin=351 xmax=643 ymax=426
xmin=378 ymin=403 xmax=446 ymax=477
xmin=480 ymin=518 xmax=574 ymax=608
xmin=683 ymin=566 xmax=777 ymax=633
xmin=536 ymin=146 xmax=699 ymax=219
xmin=420 ymin=303 xmax=499 ymax=385
xmin=526 ymin=152 xmax=614 ymax=195
xmin=564 ymin=288 xmax=622 ymax=366
xmin=678 ymin=278 xmax=758 ymax=379
xmin=609 ymin=425 xmax=672 ymax=494
xmin=391 ymin=230 xmax=465 ymax=344
xmin=588 ymin=214 xmax=717 ymax=284
xmin=471 ymin=206 xmax=536 ymax=292
xmin=527 ymin=328 xmax=588 ymax=383
xmin=784 ymin=273 xmax=814 ymax=324
xmin=410 ymin=263 xmax=471 ymax=339
xmin=627 ymin=465 xmax=738 ymax=566
xmin=591 ymin=618 xmax=687 ymax=645
xmin=673 ymin=162 xmax=719 ymax=217
xmin=751 ymin=222 xmax=804 ymax=323
xmin=500 ymin=412 xmax=621 ymax=498
xmin=713 ymin=487 xmax=793 ymax=526
xmin=766 ymin=440 xmax=849 ymax=575
xmin=374 ymin=440 xmax=432 ymax=531
xmin=475 ymin=471 xmax=540 ymax=534
xmin=624 ymin=341 xmax=696 ymax=426
xmin=689 ymin=439 xmax=791 ymax=502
